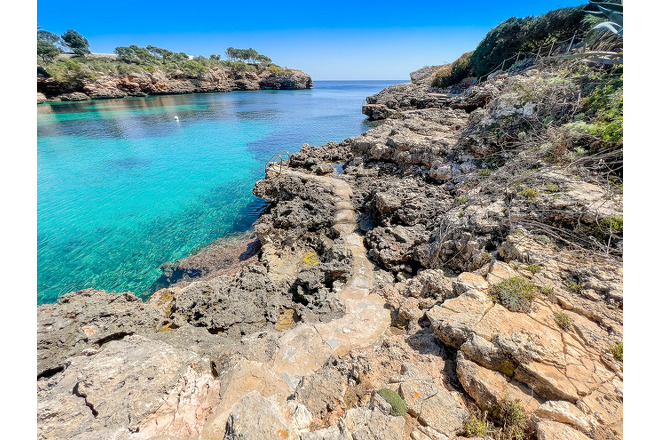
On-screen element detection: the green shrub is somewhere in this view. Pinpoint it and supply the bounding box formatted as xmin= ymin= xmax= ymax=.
xmin=554 ymin=312 xmax=572 ymax=331
xmin=567 ymin=281 xmax=583 ymax=294
xmin=463 ymin=411 xmax=490 ymax=437
xmin=376 ymin=388 xmax=407 ymax=417
xmin=519 ymin=188 xmax=539 ymax=201
xmin=527 ymin=264 xmax=541 ymax=275
xmin=431 ymin=51 xmax=474 ymax=88
xmin=268 ymin=64 xmax=284 ymax=74
xmin=471 ymin=6 xmax=589 ymax=78
xmin=609 ymin=342 xmax=623 ymax=361
xmin=597 ymin=216 xmax=623 ymax=234
xmin=490 ymin=277 xmax=538 ymax=313
xmin=582 ymin=67 xmax=623 ymax=147
xmin=489 ymin=396 xmax=528 ymax=440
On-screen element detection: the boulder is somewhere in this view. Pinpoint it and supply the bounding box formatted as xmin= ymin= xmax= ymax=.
xmin=223 ymin=391 xmax=290 ymax=440
xmin=37 ymin=289 xmax=167 ymax=378
xmin=399 ymin=380 xmax=467 ymax=436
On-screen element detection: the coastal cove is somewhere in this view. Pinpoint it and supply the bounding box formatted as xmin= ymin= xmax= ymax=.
xmin=37 ymin=80 xmax=405 ymax=304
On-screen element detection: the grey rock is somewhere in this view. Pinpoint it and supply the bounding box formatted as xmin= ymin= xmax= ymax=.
xmin=223 ymin=391 xmax=289 ymax=440
xmin=343 ymin=407 xmax=406 ymax=440
xmin=37 ymin=289 xmax=166 ymax=378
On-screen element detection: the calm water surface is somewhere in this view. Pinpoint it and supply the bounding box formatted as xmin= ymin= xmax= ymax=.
xmin=37 ymin=80 xmax=405 ymax=304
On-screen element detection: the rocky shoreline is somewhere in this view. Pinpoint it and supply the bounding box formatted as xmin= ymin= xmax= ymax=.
xmin=37 ymin=59 xmax=623 ymax=440
xmin=37 ymin=66 xmax=313 ymax=103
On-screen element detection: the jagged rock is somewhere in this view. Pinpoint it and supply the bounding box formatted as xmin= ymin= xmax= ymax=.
xmin=37 ymin=92 xmax=47 ymax=104
xmin=299 ymin=423 xmax=352 ymax=440
xmin=402 ymin=269 xmax=453 ymax=300
xmin=453 ymin=272 xmax=489 ymax=295
xmin=343 ymin=407 xmax=406 ymax=440
xmin=536 ymin=420 xmax=591 ymax=440
xmin=37 ymin=66 xmax=312 ymax=101
xmin=223 ymin=391 xmax=290 ymax=440
xmin=37 ymin=289 xmax=167 ymax=378
xmin=410 ymin=65 xmax=446 ymax=86
xmin=399 ymin=380 xmax=467 ymax=436
xmin=293 ymin=366 xmax=347 ymax=422
xmin=169 ymin=264 xmax=290 ymax=338
xmin=59 ymin=92 xmax=90 ymax=101
xmin=532 ymin=400 xmax=594 ymax=435
xmin=456 ymin=351 xmax=543 ymax=414
xmin=362 ymin=83 xmax=450 ymax=120
xmin=37 ymin=335 xmax=220 ymax=440
xmin=427 ymin=283 xmax=618 ymax=405
xmin=152 ymin=234 xmax=260 ymax=290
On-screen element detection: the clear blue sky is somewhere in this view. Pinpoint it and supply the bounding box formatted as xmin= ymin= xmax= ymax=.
xmin=37 ymin=0 xmax=585 ymax=79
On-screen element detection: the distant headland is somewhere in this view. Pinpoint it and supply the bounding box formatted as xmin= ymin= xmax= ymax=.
xmin=37 ymin=29 xmax=313 ymax=103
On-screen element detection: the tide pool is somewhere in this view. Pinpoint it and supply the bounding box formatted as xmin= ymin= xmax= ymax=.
xmin=37 ymin=80 xmax=405 ymax=304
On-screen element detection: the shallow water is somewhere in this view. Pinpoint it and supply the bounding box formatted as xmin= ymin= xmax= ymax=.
xmin=37 ymin=80 xmax=405 ymax=304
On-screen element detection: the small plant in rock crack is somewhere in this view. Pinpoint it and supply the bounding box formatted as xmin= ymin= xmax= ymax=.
xmin=376 ymin=388 xmax=407 ymax=417
xmin=489 ymin=396 xmax=529 ymax=440
xmin=463 ymin=410 xmax=491 ymax=437
xmin=539 ymin=286 xmax=557 ymax=303
xmin=527 ymin=264 xmax=541 ymax=275
xmin=554 ymin=312 xmax=572 ymax=331
xmin=567 ymin=281 xmax=583 ymax=294
xmin=490 ymin=277 xmax=538 ymax=313
xmin=609 ymin=342 xmax=623 ymax=362
xmin=519 ymin=188 xmax=539 ymax=201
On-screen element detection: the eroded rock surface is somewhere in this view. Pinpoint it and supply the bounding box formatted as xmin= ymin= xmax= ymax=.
xmin=38 ymin=61 xmax=623 ymax=440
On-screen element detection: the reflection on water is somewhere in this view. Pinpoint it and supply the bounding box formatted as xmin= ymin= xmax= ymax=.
xmin=37 ymin=80 xmax=407 ymax=304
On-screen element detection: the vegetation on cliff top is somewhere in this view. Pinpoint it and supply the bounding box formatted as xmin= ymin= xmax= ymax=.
xmin=37 ymin=27 xmax=287 ymax=82
xmin=432 ymin=2 xmax=623 ymax=88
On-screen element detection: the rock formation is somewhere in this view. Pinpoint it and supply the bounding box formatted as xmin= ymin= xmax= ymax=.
xmin=37 ymin=66 xmax=313 ymax=103
xmin=37 ymin=58 xmax=623 ymax=440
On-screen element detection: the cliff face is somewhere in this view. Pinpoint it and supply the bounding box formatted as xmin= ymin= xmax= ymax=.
xmin=36 ymin=65 xmax=313 ymax=102
xmin=37 ymin=60 xmax=623 ymax=440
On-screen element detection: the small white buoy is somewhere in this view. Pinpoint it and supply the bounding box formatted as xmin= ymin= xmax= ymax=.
xmin=174 ymin=115 xmax=179 ymax=121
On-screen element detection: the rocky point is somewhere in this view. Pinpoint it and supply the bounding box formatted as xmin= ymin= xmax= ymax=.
xmin=37 ymin=58 xmax=623 ymax=440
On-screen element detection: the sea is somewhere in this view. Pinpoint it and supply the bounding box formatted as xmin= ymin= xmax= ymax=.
xmin=37 ymin=80 xmax=405 ymax=304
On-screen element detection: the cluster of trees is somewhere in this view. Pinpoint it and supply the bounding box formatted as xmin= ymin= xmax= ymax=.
xmin=224 ymin=47 xmax=272 ymax=64
xmin=114 ymin=45 xmax=192 ymax=64
xmin=37 ymin=28 xmax=90 ymax=62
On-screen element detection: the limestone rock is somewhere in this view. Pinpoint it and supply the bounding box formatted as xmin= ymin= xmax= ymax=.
xmin=453 ymin=272 xmax=489 ymax=295
xmin=536 ymin=420 xmax=592 ymax=440
xmin=399 ymin=380 xmax=467 ymax=437
xmin=37 ymin=289 xmax=167 ymax=378
xmin=299 ymin=423 xmax=352 ymax=440
xmin=37 ymin=66 xmax=312 ymax=102
xmin=533 ymin=400 xmax=593 ymax=435
xmin=343 ymin=407 xmax=406 ymax=440
xmin=223 ymin=391 xmax=290 ymax=440
xmin=456 ymin=352 xmax=543 ymax=414
xmin=38 ymin=335 xmax=219 ymax=440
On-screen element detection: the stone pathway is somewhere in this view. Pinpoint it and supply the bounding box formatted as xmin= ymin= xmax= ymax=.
xmin=269 ymin=170 xmax=390 ymax=388
xmin=197 ymin=169 xmax=391 ymax=439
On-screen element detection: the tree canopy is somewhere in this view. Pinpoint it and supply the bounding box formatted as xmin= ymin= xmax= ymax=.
xmin=61 ymin=29 xmax=90 ymax=56
xmin=225 ymin=47 xmax=271 ymax=64
xmin=37 ymin=40 xmax=61 ymax=63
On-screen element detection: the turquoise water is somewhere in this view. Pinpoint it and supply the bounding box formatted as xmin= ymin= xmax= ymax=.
xmin=37 ymin=80 xmax=405 ymax=304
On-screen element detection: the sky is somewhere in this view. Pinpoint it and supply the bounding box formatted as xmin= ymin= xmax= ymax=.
xmin=37 ymin=0 xmax=586 ymax=80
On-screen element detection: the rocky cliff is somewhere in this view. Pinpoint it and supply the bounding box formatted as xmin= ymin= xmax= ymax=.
xmin=36 ymin=65 xmax=313 ymax=102
xmin=37 ymin=58 xmax=623 ymax=440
